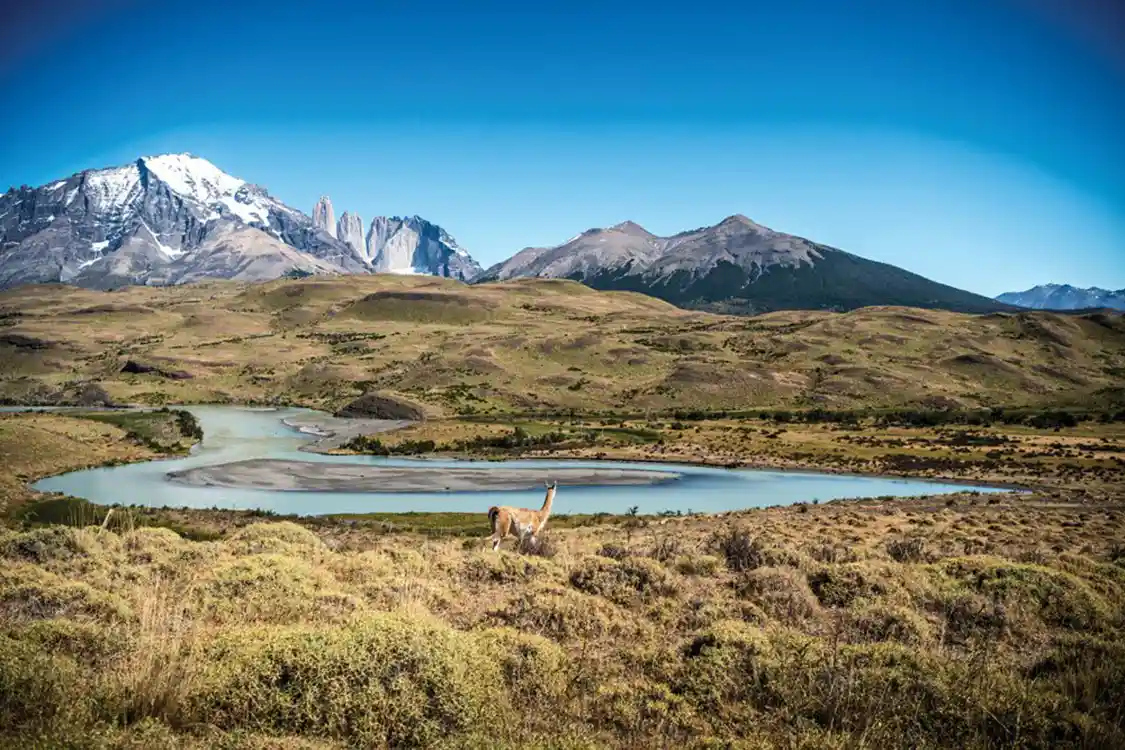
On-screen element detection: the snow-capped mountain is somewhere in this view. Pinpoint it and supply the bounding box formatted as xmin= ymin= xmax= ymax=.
xmin=0 ymin=154 xmax=482 ymax=290
xmin=475 ymin=214 xmax=1012 ymax=314
xmin=996 ymin=284 xmax=1125 ymax=311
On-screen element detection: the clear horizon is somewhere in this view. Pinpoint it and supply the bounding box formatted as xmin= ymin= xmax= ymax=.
xmin=1 ymin=0 xmax=1123 ymax=297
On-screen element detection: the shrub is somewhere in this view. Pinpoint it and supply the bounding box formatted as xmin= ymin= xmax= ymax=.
xmin=886 ymin=536 xmax=927 ymax=563
xmin=492 ymin=585 xmax=637 ymax=641
xmin=0 ymin=635 xmax=89 ymax=733
xmin=674 ymin=554 xmax=723 ymax=577
xmin=475 ymin=627 xmax=569 ymax=703
xmin=517 ymin=532 xmax=557 ymax=558
xmin=568 ymin=557 xmax=677 ymax=606
xmin=188 ymin=614 xmax=506 ymax=748
xmin=710 ymin=529 xmax=766 ymax=572
xmin=676 ymin=620 xmax=785 ymax=724
xmin=648 ymin=534 xmax=681 ymax=563
xmin=597 ymin=543 xmax=630 ymax=561
xmin=3 ymin=618 xmax=123 ymax=666
xmin=806 ymin=566 xmax=889 ymax=608
xmin=934 ymin=557 xmax=1112 ymax=633
xmin=2 ymin=526 xmax=83 ymax=562
xmin=226 ymin=522 xmax=324 ymax=556
xmin=844 ymin=601 xmax=932 ymax=645
xmin=733 ymin=567 xmax=823 ymax=627
xmin=0 ymin=564 xmax=133 ymax=622
xmin=196 ymin=554 xmax=358 ymax=624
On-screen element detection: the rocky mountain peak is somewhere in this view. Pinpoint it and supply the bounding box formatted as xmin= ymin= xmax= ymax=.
xmin=475 ymin=213 xmax=1012 ymax=315
xmin=610 ymin=220 xmax=652 ymax=236
xmin=713 ymin=214 xmax=770 ymax=235
xmin=0 ymin=154 xmax=484 ymax=290
xmin=996 ymin=284 xmax=1125 ymax=311
xmin=336 ymin=211 xmax=366 ymax=261
xmin=313 ymin=196 xmax=336 ymax=239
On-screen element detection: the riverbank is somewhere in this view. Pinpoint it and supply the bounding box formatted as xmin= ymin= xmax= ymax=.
xmin=0 ymin=409 xmax=201 ymax=517
xmin=330 ymin=412 xmax=1125 ymax=496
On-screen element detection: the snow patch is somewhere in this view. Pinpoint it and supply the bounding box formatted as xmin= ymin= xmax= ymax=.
xmin=77 ymin=257 xmax=101 ymax=270
xmin=140 ymin=221 xmax=184 ymax=260
xmin=220 ymin=195 xmax=271 ymax=226
xmin=47 ymin=180 xmax=66 ymax=190
xmin=85 ymin=166 xmax=141 ymax=210
xmin=90 ymin=240 xmax=110 ymax=252
xmin=141 ymin=153 xmax=245 ymax=204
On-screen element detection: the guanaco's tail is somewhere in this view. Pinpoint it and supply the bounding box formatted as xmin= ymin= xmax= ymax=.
xmin=487 ymin=506 xmax=500 ymax=530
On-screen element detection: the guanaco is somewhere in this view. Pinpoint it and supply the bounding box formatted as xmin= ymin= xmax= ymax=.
xmin=488 ymin=480 xmax=556 ymax=552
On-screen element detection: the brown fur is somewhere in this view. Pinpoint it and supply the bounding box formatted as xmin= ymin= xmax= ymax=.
xmin=488 ymin=481 xmax=556 ymax=551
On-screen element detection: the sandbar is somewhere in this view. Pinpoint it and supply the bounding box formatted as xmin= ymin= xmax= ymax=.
xmin=166 ymin=458 xmax=682 ymax=493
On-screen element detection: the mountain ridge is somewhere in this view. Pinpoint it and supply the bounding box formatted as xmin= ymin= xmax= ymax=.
xmin=997 ymin=284 xmax=1125 ymax=311
xmin=475 ymin=215 xmax=1013 ymax=315
xmin=0 ymin=154 xmax=482 ymax=289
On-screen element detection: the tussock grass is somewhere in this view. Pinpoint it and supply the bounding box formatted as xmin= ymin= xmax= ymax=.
xmin=0 ymin=494 xmax=1123 ymax=748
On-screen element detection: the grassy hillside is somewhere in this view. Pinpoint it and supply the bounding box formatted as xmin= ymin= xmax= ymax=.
xmin=1 ymin=276 xmax=1123 ymax=415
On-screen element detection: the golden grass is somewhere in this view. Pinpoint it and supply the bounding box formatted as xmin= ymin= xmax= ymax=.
xmin=2 ymin=275 xmax=1124 ymax=413
xmin=1 ymin=491 xmax=1123 ymax=748
xmin=0 ymin=413 xmax=155 ymax=516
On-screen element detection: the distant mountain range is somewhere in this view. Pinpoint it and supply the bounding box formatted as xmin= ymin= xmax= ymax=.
xmin=996 ymin=284 xmax=1125 ymax=311
xmin=0 ymin=154 xmax=481 ymax=290
xmin=1 ymin=154 xmax=1026 ymax=315
xmin=475 ymin=214 xmax=1013 ymax=314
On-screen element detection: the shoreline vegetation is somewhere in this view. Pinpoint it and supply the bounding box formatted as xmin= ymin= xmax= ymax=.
xmin=6 ymin=401 xmax=1124 ymax=523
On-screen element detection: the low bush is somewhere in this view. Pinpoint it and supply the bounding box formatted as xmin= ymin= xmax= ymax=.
xmin=188 ymin=614 xmax=507 ymax=748
xmin=569 ymin=557 xmax=677 ymax=606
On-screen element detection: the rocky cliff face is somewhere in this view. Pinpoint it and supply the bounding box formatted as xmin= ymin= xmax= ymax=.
xmin=0 ymin=155 xmax=481 ymax=289
xmin=313 ymin=196 xmax=336 ymax=239
xmin=336 ymin=211 xmax=366 ymax=261
xmin=361 ymin=215 xmax=482 ymax=280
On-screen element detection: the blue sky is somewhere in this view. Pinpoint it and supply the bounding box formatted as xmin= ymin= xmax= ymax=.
xmin=1 ymin=0 xmax=1123 ymax=295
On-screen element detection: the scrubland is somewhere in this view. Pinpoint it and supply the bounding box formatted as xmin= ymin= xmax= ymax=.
xmin=2 ymin=491 xmax=1123 ymax=749
xmin=1 ymin=409 xmax=1124 ymax=749
xmin=2 ymin=275 xmax=1125 ymax=748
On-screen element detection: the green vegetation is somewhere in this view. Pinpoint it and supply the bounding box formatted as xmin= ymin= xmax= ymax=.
xmin=67 ymin=408 xmax=202 ymax=452
xmin=344 ymin=422 xmax=661 ymax=457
